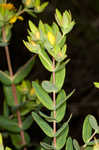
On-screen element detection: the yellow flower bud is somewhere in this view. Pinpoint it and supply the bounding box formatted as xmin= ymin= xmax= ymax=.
xmin=47 ymin=32 xmax=56 ymax=45
xmin=31 ymin=41 xmax=36 ymax=46
xmin=25 ymin=0 xmax=31 ymax=6
xmin=35 ymin=31 xmax=40 ymax=40
xmin=30 ymin=88 xmax=35 ymax=96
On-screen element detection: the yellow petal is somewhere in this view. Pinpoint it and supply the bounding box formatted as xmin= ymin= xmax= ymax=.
xmin=0 ymin=3 xmax=15 ymax=10
xmin=17 ymin=16 xmax=24 ymax=21
xmin=9 ymin=16 xmax=17 ymax=24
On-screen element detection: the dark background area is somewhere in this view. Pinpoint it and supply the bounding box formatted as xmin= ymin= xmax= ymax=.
xmin=1 ymin=0 xmax=99 ymax=146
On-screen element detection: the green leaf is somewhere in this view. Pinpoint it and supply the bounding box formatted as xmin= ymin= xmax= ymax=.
xmin=40 ymin=142 xmax=55 ymax=150
xmin=23 ymin=40 xmax=41 ymax=54
xmin=56 ymin=125 xmax=69 ymax=150
xmin=65 ymin=137 xmax=73 ymax=150
xmin=50 ymin=68 xmax=65 ymax=92
xmin=55 ymin=59 xmax=70 ymax=72
xmin=55 ymin=9 xmax=62 ymax=27
xmin=94 ymin=82 xmax=99 ymax=88
xmin=0 ymin=133 xmax=3 ymax=145
xmin=73 ymin=139 xmax=80 ymax=150
xmin=55 ymin=121 xmax=69 ymax=137
xmin=39 ymin=49 xmax=53 ymax=72
xmin=89 ymin=115 xmax=99 ymax=132
xmin=32 ymin=82 xmax=54 ymax=110
xmin=3 ymin=85 xmax=21 ymax=107
xmin=34 ymin=2 xmax=48 ymax=13
xmin=29 ymin=20 xmax=38 ymax=34
xmin=10 ymin=132 xmax=30 ymax=149
xmin=0 ymin=71 xmax=12 ymax=85
xmin=0 ymin=116 xmax=21 ymax=133
xmin=22 ymin=115 xmax=33 ymax=130
xmin=32 ymin=112 xmax=54 ymax=137
xmin=82 ymin=115 xmax=92 ymax=143
xmin=55 ymin=90 xmax=75 ymax=110
xmin=39 ymin=111 xmax=56 ymax=122
xmin=56 ymin=90 xmax=66 ymax=122
xmin=42 ymin=80 xmax=58 ymax=93
xmin=13 ymin=56 xmax=35 ymax=84
xmin=5 ymin=147 xmax=12 ymax=150
xmin=3 ymin=100 xmax=10 ymax=117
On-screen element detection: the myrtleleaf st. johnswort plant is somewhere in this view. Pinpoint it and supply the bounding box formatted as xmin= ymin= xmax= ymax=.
xmin=24 ymin=8 xmax=75 ymax=150
xmin=24 ymin=8 xmax=99 ymax=150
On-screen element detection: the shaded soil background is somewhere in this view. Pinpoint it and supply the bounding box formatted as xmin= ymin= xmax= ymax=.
xmin=1 ymin=0 xmax=99 ymax=148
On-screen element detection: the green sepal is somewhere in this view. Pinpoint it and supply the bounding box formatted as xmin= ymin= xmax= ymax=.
xmin=0 ymin=71 xmax=12 ymax=85
xmin=42 ymin=80 xmax=58 ymax=93
xmin=65 ymin=137 xmax=73 ymax=150
xmin=13 ymin=56 xmax=36 ymax=84
xmin=0 ymin=116 xmax=21 ymax=133
xmin=40 ymin=142 xmax=55 ymax=150
xmin=89 ymin=115 xmax=99 ymax=132
xmin=50 ymin=68 xmax=65 ymax=92
xmin=39 ymin=49 xmax=53 ymax=72
xmin=22 ymin=115 xmax=33 ymax=130
xmin=32 ymin=82 xmax=54 ymax=110
xmin=55 ymin=90 xmax=75 ymax=110
xmin=73 ymin=139 xmax=80 ymax=150
xmin=39 ymin=111 xmax=56 ymax=122
xmin=56 ymin=125 xmax=69 ymax=150
xmin=32 ymin=112 xmax=54 ymax=137
xmin=56 ymin=90 xmax=67 ymax=122
xmin=82 ymin=115 xmax=92 ymax=143
xmin=10 ymin=132 xmax=30 ymax=149
xmin=34 ymin=2 xmax=48 ymax=13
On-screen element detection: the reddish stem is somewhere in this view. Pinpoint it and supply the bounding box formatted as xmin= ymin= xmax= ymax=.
xmin=52 ymin=57 xmax=56 ymax=148
xmin=2 ymin=26 xmax=27 ymax=150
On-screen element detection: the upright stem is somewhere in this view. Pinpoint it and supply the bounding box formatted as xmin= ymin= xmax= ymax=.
xmin=2 ymin=26 xmax=27 ymax=150
xmin=52 ymin=57 xmax=56 ymax=148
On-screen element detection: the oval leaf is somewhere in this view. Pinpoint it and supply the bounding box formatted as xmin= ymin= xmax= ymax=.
xmin=56 ymin=90 xmax=66 ymax=122
xmin=13 ymin=56 xmax=35 ymax=84
xmin=73 ymin=139 xmax=80 ymax=150
xmin=82 ymin=115 xmax=92 ymax=143
xmin=32 ymin=82 xmax=54 ymax=110
xmin=89 ymin=115 xmax=99 ymax=132
xmin=42 ymin=80 xmax=58 ymax=93
xmin=0 ymin=71 xmax=12 ymax=85
xmin=39 ymin=49 xmax=53 ymax=72
xmin=65 ymin=137 xmax=73 ymax=150
xmin=50 ymin=67 xmax=65 ymax=92
xmin=0 ymin=116 xmax=21 ymax=133
xmin=32 ymin=112 xmax=54 ymax=137
xmin=56 ymin=125 xmax=69 ymax=150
